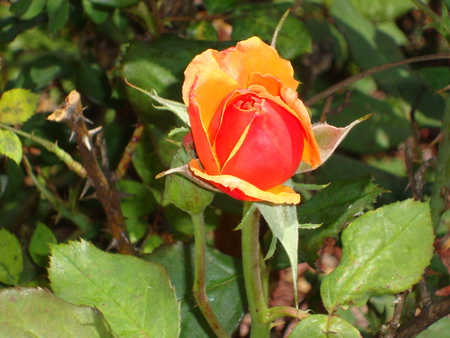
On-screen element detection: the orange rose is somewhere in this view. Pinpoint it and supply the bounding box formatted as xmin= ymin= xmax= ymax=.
xmin=182 ymin=37 xmax=321 ymax=204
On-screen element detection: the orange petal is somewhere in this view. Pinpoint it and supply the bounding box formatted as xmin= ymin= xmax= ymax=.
xmin=280 ymin=86 xmax=321 ymax=168
xmin=187 ymin=94 xmax=221 ymax=175
xmin=188 ymin=159 xmax=300 ymax=204
xmin=184 ymin=67 xmax=238 ymax=134
xmin=221 ymin=37 xmax=298 ymax=91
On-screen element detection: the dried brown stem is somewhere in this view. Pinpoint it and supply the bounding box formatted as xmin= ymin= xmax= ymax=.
xmin=305 ymin=53 xmax=450 ymax=107
xmin=49 ymin=90 xmax=135 ymax=256
xmin=114 ymin=123 xmax=144 ymax=180
xmin=396 ymin=296 xmax=450 ymax=338
xmin=385 ymin=291 xmax=409 ymax=338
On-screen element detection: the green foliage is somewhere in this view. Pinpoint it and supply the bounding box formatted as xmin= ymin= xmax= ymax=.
xmin=46 ymin=0 xmax=69 ymax=31
xmin=144 ymin=242 xmax=246 ymax=337
xmin=28 ymin=222 xmax=58 ymax=267
xmin=0 ymin=288 xmax=115 ymax=337
xmin=0 ymin=229 xmax=23 ymax=285
xmin=298 ymin=176 xmax=384 ymax=265
xmin=290 ymin=314 xmax=360 ymax=337
xmin=232 ymin=3 xmax=312 ymax=59
xmin=0 ymin=129 xmax=22 ymax=164
xmin=49 ymin=240 xmax=180 ymax=337
xmin=0 ymin=89 xmax=39 ymax=125
xmin=321 ymin=199 xmax=434 ymax=312
xmin=0 ymin=0 xmax=448 ymax=336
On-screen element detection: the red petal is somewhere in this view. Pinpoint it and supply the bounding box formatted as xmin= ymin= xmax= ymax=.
xmin=219 ymin=98 xmax=304 ymax=190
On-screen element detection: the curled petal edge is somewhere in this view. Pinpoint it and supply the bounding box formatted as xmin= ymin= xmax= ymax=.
xmin=188 ymin=160 xmax=300 ymax=205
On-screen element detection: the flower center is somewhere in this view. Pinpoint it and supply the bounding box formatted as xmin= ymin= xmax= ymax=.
xmin=235 ymin=95 xmax=262 ymax=112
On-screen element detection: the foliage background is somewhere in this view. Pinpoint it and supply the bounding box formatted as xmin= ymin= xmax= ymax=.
xmin=0 ymin=0 xmax=449 ymax=337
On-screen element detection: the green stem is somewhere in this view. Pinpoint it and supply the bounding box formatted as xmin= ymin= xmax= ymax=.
xmin=430 ymin=94 xmax=450 ymax=232
xmin=191 ymin=212 xmax=230 ymax=338
xmin=241 ymin=202 xmax=271 ymax=337
xmin=0 ymin=122 xmax=87 ymax=178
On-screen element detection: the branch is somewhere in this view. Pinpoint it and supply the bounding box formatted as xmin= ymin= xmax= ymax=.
xmin=48 ymin=90 xmax=135 ymax=256
xmin=396 ymin=296 xmax=450 ymax=337
xmin=305 ymin=53 xmax=450 ymax=107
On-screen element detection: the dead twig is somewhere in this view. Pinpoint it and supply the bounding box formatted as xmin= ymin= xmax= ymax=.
xmin=48 ymin=90 xmax=135 ymax=256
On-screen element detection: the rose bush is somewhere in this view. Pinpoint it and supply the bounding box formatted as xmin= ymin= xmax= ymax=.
xmin=182 ymin=37 xmax=321 ymax=204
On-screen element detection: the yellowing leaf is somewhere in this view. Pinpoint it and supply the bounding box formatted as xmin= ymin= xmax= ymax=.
xmin=0 ymin=89 xmax=39 ymax=125
xmin=0 ymin=129 xmax=22 ymax=165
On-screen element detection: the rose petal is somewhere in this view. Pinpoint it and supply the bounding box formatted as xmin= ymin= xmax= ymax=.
xmin=220 ymin=98 xmax=304 ymax=190
xmin=221 ymin=37 xmax=298 ymax=91
xmin=187 ymin=93 xmax=220 ymax=175
xmin=246 ymin=86 xmax=321 ymax=168
xmin=189 ymin=159 xmax=300 ymax=204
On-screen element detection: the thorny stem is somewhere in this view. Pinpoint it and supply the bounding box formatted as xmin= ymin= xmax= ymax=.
xmin=396 ymin=296 xmax=450 ymax=337
xmin=49 ymin=91 xmax=135 ymax=256
xmin=241 ymin=202 xmax=271 ymax=338
xmin=191 ymin=212 xmax=229 ymax=338
xmin=385 ymin=291 xmax=409 ymax=338
xmin=305 ymin=53 xmax=450 ymax=107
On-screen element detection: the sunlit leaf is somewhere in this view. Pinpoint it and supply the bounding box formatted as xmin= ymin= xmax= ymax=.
xmin=290 ymin=314 xmax=360 ymax=337
xmin=0 ymin=88 xmax=39 ymax=125
xmin=321 ymin=199 xmax=434 ymax=312
xmin=257 ymin=199 xmax=300 ymax=304
xmin=49 ymin=240 xmax=180 ymax=337
xmin=0 ymin=130 xmax=22 ymax=165
xmin=0 ymin=288 xmax=115 ymax=337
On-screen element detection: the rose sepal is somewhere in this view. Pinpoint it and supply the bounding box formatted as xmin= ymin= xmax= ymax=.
xmin=296 ymin=114 xmax=371 ymax=174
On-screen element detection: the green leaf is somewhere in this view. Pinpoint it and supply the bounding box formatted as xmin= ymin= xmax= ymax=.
xmin=82 ymin=0 xmax=111 ymax=24
xmin=77 ymin=54 xmax=112 ymax=106
xmin=0 ymin=129 xmax=23 ymax=165
xmin=144 ymin=242 xmax=246 ymax=337
xmin=298 ymin=176 xmax=383 ymax=265
xmin=203 ymin=0 xmax=239 ymax=14
xmin=325 ymin=93 xmax=410 ymax=154
xmin=46 ymin=0 xmax=69 ymax=31
xmin=0 ymin=288 xmax=116 ymax=337
xmin=348 ymin=0 xmax=414 ymax=21
xmin=0 ymin=88 xmax=39 ymax=125
xmin=121 ymin=36 xmax=232 ymax=124
xmin=0 ymin=228 xmax=23 ymax=285
xmin=232 ymin=4 xmax=312 ymax=59
xmin=330 ymin=0 xmax=444 ymax=122
xmin=297 ymin=115 xmax=369 ymax=173
xmin=321 ymin=199 xmax=434 ymax=312
xmin=11 ymin=0 xmax=46 ymax=20
xmin=28 ymin=222 xmax=58 ymax=267
xmin=257 ymin=199 xmax=300 ymax=304
xmin=116 ymin=179 xmax=157 ymax=218
xmin=290 ymin=314 xmax=360 ymax=338
xmin=49 ymin=240 xmax=180 ymax=337
xmin=163 ymin=148 xmax=214 ymax=215
xmin=89 ymin=0 xmax=141 ymax=8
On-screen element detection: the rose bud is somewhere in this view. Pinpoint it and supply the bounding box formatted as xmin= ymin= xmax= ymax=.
xmin=182 ymin=37 xmax=321 ymax=204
